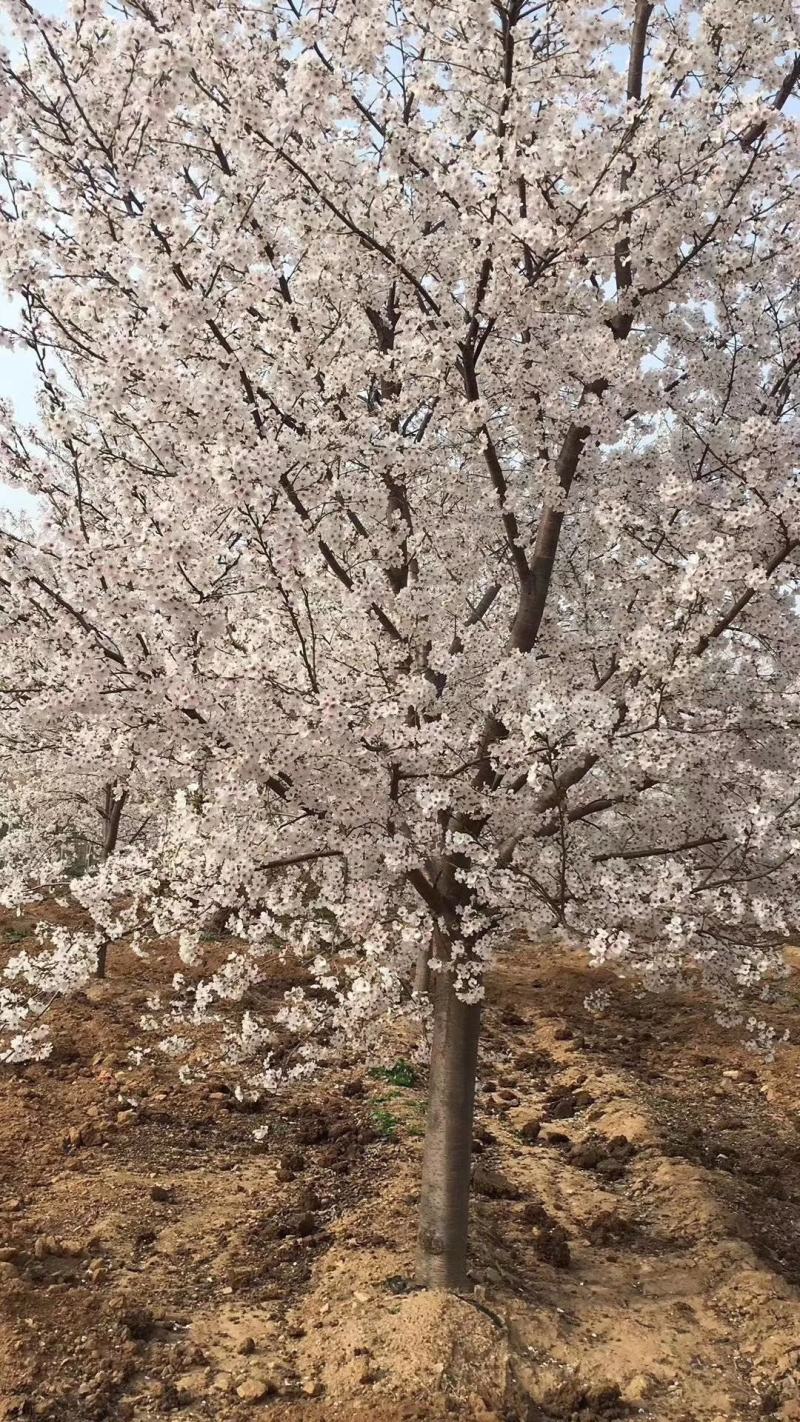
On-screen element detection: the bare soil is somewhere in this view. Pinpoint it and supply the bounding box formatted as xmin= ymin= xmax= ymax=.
xmin=1 ymin=906 xmax=799 ymax=1422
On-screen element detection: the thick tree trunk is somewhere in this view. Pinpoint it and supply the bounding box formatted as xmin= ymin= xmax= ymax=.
xmin=416 ymin=961 xmax=481 ymax=1290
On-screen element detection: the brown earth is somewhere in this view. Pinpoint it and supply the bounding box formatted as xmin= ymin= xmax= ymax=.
xmin=1 ymin=905 xmax=800 ymax=1422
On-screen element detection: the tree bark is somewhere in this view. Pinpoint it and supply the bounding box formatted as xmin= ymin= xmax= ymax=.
xmin=416 ymin=957 xmax=482 ymax=1290
xmin=95 ymin=784 xmax=126 ymax=979
xmin=414 ymin=924 xmax=444 ymax=998
xmin=95 ymin=938 xmax=108 ymax=980
xmin=414 ymin=941 xmax=432 ymax=996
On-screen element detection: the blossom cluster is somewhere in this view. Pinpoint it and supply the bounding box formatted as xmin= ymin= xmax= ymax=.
xmin=0 ymin=0 xmax=798 ymax=1068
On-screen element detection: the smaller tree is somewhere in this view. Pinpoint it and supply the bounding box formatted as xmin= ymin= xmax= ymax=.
xmin=0 ymin=515 xmax=157 ymax=982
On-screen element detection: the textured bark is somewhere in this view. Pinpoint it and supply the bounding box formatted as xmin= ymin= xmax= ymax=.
xmin=96 ymin=784 xmax=126 ymax=979
xmin=101 ymin=784 xmax=126 ymax=862
xmin=416 ymin=959 xmax=481 ymax=1289
xmin=414 ymin=940 xmax=432 ymax=997
xmin=414 ymin=925 xmax=445 ymax=998
xmin=95 ymin=938 xmax=108 ymax=980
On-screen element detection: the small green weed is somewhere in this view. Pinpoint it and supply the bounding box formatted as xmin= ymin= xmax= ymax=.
xmin=368 ymin=1059 xmax=417 ymax=1088
xmin=371 ymin=1106 xmax=400 ymax=1141
xmin=3 ymin=925 xmax=30 ymax=943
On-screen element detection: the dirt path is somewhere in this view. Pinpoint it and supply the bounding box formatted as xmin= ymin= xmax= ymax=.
xmin=1 ymin=912 xmax=799 ymax=1421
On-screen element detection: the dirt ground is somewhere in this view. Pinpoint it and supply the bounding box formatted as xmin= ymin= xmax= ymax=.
xmin=1 ymin=906 xmax=799 ymax=1422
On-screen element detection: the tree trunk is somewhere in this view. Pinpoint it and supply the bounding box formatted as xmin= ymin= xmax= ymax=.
xmin=96 ymin=783 xmax=126 ymax=979
xmin=414 ymin=934 xmax=433 ymax=997
xmin=416 ymin=959 xmax=482 ymax=1290
xmin=101 ymin=784 xmax=126 ymax=862
xmin=95 ymin=938 xmax=108 ymax=980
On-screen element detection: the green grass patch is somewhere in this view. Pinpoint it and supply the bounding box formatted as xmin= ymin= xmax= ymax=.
xmin=2 ymin=925 xmax=31 ymax=943
xmin=368 ymin=1059 xmax=417 ymax=1088
xmin=371 ymin=1105 xmax=400 ymax=1141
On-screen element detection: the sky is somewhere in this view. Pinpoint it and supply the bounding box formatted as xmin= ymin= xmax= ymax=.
xmin=0 ymin=294 xmax=40 ymax=516
xmin=0 ymin=0 xmax=62 ymax=517
xmin=0 ymin=298 xmax=37 ymax=426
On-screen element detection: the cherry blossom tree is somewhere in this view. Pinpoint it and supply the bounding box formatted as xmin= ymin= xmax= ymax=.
xmin=1 ymin=0 xmax=800 ymax=1286
xmin=0 ymin=486 xmax=166 ymax=985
